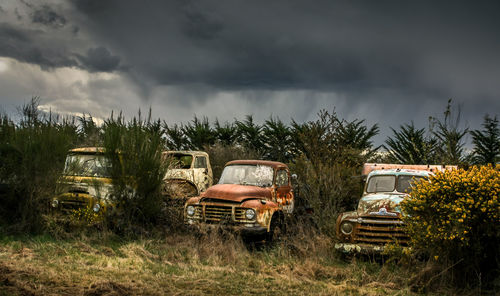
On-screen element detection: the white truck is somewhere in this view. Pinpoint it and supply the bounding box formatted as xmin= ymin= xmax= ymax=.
xmin=162 ymin=151 xmax=213 ymax=199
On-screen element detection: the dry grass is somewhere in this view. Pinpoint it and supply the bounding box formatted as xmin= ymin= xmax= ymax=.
xmin=0 ymin=232 xmax=445 ymax=296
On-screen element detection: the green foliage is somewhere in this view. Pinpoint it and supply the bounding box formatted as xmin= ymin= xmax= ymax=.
xmin=102 ymin=110 xmax=167 ymax=229
xmin=290 ymin=110 xmax=376 ymax=236
xmin=337 ymin=119 xmax=380 ymax=156
xmin=401 ymin=166 xmax=500 ymax=287
xmin=430 ymin=99 xmax=469 ymax=165
xmin=235 ymin=115 xmax=264 ymax=154
xmin=213 ymin=119 xmax=237 ymax=146
xmin=164 ymin=123 xmax=187 ymax=150
xmin=182 ymin=116 xmax=216 ymax=150
xmin=384 ymin=122 xmax=437 ymax=164
xmin=262 ymin=116 xmax=292 ymax=163
xmin=0 ymin=97 xmax=79 ymax=231
xmin=470 ymin=115 xmax=500 ymax=165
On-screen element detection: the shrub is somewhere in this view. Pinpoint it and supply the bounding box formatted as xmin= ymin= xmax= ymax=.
xmin=0 ymin=98 xmax=79 ymax=232
xmin=401 ymin=165 xmax=500 ymax=288
xmin=102 ymin=110 xmax=167 ymax=232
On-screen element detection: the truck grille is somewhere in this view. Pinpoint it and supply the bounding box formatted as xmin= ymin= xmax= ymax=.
xmin=353 ymin=216 xmax=409 ymax=245
xmin=205 ymin=205 xmax=232 ymax=221
xmin=189 ymin=205 xmax=251 ymax=223
xmin=60 ymin=200 xmax=88 ymax=212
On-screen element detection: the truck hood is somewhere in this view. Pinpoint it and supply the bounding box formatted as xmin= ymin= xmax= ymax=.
xmin=357 ymin=193 xmax=405 ymax=217
xmin=201 ymin=184 xmax=272 ymax=203
xmin=164 ymin=169 xmax=194 ymax=183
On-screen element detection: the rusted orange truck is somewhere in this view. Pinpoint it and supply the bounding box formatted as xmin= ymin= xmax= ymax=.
xmin=335 ymin=163 xmax=457 ymax=254
xmin=184 ymin=160 xmax=294 ymax=242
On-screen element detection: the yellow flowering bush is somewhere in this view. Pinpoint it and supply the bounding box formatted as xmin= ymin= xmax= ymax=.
xmin=401 ymin=165 xmax=499 ymax=285
xmin=71 ymin=206 xmax=101 ymax=225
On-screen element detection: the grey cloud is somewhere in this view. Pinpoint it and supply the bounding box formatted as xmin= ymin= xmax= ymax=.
xmin=68 ymin=0 xmax=500 ymax=98
xmin=32 ymin=5 xmax=67 ymax=27
xmin=0 ymin=23 xmax=78 ymax=69
xmin=76 ymin=46 xmax=121 ymax=72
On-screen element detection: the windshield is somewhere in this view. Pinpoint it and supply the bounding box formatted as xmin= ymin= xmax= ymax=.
xmin=366 ymin=175 xmax=427 ymax=193
xmin=164 ymin=153 xmax=193 ymax=169
xmin=218 ymin=165 xmax=274 ymax=187
xmin=366 ymin=175 xmax=395 ymax=193
xmin=63 ymin=154 xmax=112 ymax=177
xmin=397 ymin=175 xmax=426 ymax=193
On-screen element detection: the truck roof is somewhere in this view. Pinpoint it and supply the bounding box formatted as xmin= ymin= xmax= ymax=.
xmin=69 ymin=147 xmax=105 ymax=154
xmin=162 ymin=150 xmax=209 ymax=157
xmin=362 ymin=163 xmax=457 ymax=176
xmin=226 ymin=160 xmax=288 ymax=170
xmin=368 ymin=169 xmax=432 ymax=178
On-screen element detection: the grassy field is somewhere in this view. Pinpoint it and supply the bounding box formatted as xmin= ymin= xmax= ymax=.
xmin=0 ymin=229 xmax=441 ymax=296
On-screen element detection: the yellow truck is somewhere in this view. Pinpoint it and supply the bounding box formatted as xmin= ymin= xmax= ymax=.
xmin=51 ymin=147 xmax=113 ymax=214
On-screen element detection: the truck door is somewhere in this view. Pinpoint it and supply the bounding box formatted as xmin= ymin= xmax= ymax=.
xmin=193 ymin=156 xmax=210 ymax=192
xmin=276 ymin=169 xmax=294 ymax=213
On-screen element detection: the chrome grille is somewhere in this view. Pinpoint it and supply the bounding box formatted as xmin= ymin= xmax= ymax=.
xmin=188 ymin=205 xmax=252 ymax=223
xmin=353 ymin=216 xmax=409 ymax=245
xmin=234 ymin=208 xmax=247 ymax=221
xmin=205 ymin=205 xmax=232 ymax=222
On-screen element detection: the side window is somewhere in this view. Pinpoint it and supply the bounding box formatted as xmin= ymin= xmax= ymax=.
xmin=276 ymin=170 xmax=289 ymax=187
xmin=194 ymin=156 xmax=207 ymax=169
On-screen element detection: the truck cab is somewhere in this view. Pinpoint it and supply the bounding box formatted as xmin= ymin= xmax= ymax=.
xmin=184 ymin=160 xmax=294 ymax=242
xmin=335 ymin=163 xmax=456 ymax=254
xmin=162 ymin=151 xmax=213 ymax=199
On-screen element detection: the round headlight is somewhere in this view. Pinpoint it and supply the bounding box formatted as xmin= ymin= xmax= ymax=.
xmin=93 ymin=203 xmax=101 ymax=213
xmin=51 ymin=199 xmax=59 ymax=208
xmin=245 ymin=209 xmax=256 ymax=220
xmin=186 ymin=205 xmax=195 ymax=216
xmin=340 ymin=222 xmax=353 ymax=235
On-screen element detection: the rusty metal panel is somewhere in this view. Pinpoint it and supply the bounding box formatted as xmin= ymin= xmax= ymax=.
xmin=362 ymin=163 xmax=458 ymax=175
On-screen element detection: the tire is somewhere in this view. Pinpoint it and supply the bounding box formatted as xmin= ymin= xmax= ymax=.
xmin=266 ymin=216 xmax=284 ymax=244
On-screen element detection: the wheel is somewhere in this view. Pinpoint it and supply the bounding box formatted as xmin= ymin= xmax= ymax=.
xmin=266 ymin=216 xmax=284 ymax=244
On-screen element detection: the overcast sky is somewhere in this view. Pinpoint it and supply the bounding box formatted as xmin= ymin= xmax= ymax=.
xmin=0 ymin=0 xmax=499 ymax=145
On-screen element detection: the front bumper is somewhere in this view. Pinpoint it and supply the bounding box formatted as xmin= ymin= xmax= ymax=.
xmin=334 ymin=242 xmax=410 ymax=255
xmin=335 ymin=243 xmax=387 ymax=254
xmin=186 ymin=220 xmax=267 ymax=239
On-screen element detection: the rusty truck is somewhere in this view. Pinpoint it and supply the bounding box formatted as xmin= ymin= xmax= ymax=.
xmin=184 ymin=160 xmax=294 ymax=242
xmin=335 ymin=163 xmax=457 ymax=254
xmin=162 ymin=151 xmax=213 ymax=199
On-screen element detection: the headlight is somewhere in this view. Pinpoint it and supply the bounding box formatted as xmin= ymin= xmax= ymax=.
xmin=93 ymin=203 xmax=101 ymax=213
xmin=186 ymin=205 xmax=195 ymax=217
xmin=340 ymin=222 xmax=353 ymax=235
xmin=245 ymin=209 xmax=256 ymax=220
xmin=51 ymin=199 xmax=59 ymax=208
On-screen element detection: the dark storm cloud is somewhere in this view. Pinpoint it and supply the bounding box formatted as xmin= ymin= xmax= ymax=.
xmin=76 ymin=46 xmax=121 ymax=72
xmin=0 ymin=23 xmax=78 ymax=69
xmin=69 ymin=0 xmax=500 ymax=98
xmin=0 ymin=20 xmax=120 ymax=73
xmin=32 ymin=5 xmax=67 ymax=28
